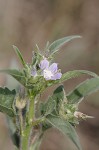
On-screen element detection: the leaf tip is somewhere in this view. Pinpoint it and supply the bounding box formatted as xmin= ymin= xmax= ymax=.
xmin=12 ymin=45 xmax=16 ymax=49
xmin=73 ymin=35 xmax=82 ymax=39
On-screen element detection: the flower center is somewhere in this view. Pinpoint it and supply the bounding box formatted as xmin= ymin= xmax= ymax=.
xmin=43 ymin=69 xmax=53 ymax=79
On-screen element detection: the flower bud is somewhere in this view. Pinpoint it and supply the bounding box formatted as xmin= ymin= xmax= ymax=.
xmin=16 ymin=97 xmax=26 ymax=109
xmin=74 ymin=111 xmax=83 ymax=118
xmin=74 ymin=111 xmax=94 ymax=119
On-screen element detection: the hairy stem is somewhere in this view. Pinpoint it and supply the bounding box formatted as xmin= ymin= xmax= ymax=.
xmin=19 ymin=109 xmax=23 ymax=150
xmin=21 ymin=91 xmax=35 ymax=150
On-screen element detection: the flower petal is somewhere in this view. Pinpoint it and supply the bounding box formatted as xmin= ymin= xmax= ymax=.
xmin=31 ymin=68 xmax=37 ymax=76
xmin=39 ymin=59 xmax=49 ymax=70
xmin=51 ymin=72 xmax=62 ymax=80
xmin=43 ymin=69 xmax=53 ymax=80
xmin=49 ymin=63 xmax=58 ymax=73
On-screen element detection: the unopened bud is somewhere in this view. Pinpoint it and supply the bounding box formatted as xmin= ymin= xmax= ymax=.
xmin=74 ymin=111 xmax=94 ymax=119
xmin=74 ymin=111 xmax=83 ymax=118
xmin=16 ymin=97 xmax=26 ymax=109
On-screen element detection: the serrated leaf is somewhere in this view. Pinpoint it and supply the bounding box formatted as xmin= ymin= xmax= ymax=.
xmin=0 ymin=87 xmax=16 ymax=117
xmin=67 ymin=77 xmax=99 ymax=104
xmin=46 ymin=115 xmax=82 ymax=150
xmin=13 ymin=45 xmax=26 ymax=67
xmin=0 ymin=69 xmax=26 ymax=86
xmin=48 ymin=35 xmax=81 ymax=55
xmin=47 ymin=70 xmax=98 ymax=87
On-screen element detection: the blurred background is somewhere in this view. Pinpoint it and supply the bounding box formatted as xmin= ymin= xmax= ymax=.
xmin=0 ymin=0 xmax=99 ymax=149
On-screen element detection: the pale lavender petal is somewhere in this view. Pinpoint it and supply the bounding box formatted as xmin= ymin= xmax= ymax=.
xmin=39 ymin=59 xmax=49 ymax=70
xmin=51 ymin=72 xmax=62 ymax=80
xmin=31 ymin=69 xmax=37 ymax=76
xmin=49 ymin=63 xmax=58 ymax=73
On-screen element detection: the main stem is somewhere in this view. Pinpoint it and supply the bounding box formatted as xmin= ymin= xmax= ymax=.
xmin=21 ymin=91 xmax=35 ymax=150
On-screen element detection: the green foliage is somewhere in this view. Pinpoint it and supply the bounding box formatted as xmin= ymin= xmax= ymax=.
xmin=7 ymin=116 xmax=19 ymax=148
xmin=43 ymin=97 xmax=56 ymax=116
xmin=0 ymin=69 xmax=26 ymax=86
xmin=41 ymin=85 xmax=78 ymax=129
xmin=67 ymin=77 xmax=99 ymax=104
xmin=0 ymin=87 xmax=16 ymax=117
xmin=30 ymin=134 xmax=43 ymax=150
xmin=0 ymin=36 xmax=99 ymax=150
xmin=47 ymin=70 xmax=98 ymax=87
xmin=61 ymin=103 xmax=79 ymax=124
xmin=13 ymin=45 xmax=26 ymax=67
xmin=46 ymin=115 xmax=82 ymax=150
xmin=41 ymin=77 xmax=99 ymax=150
xmin=32 ymin=51 xmax=43 ymax=66
xmin=41 ymin=85 xmax=65 ymax=116
xmin=48 ymin=35 xmax=81 ymax=55
xmin=53 ymin=85 xmax=65 ymax=100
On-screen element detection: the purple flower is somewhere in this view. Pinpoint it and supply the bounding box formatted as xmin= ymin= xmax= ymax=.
xmin=39 ymin=58 xmax=62 ymax=80
xmin=31 ymin=67 xmax=37 ymax=77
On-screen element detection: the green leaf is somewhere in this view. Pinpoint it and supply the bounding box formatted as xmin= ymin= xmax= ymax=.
xmin=48 ymin=35 xmax=81 ymax=55
xmin=30 ymin=134 xmax=43 ymax=150
xmin=39 ymin=97 xmax=56 ymax=117
xmin=32 ymin=51 xmax=43 ymax=66
xmin=44 ymin=97 xmax=56 ymax=116
xmin=0 ymin=69 xmax=26 ymax=86
xmin=7 ymin=116 xmax=19 ymax=148
xmin=13 ymin=45 xmax=26 ymax=67
xmin=47 ymin=70 xmax=98 ymax=87
xmin=41 ymin=85 xmax=65 ymax=116
xmin=67 ymin=77 xmax=99 ymax=104
xmin=53 ymin=85 xmax=65 ymax=101
xmin=0 ymin=87 xmax=16 ymax=117
xmin=46 ymin=115 xmax=82 ymax=150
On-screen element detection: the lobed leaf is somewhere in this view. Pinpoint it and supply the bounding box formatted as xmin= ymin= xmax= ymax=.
xmin=0 ymin=69 xmax=26 ymax=86
xmin=46 ymin=115 xmax=82 ymax=150
xmin=13 ymin=45 xmax=26 ymax=67
xmin=0 ymin=87 xmax=16 ymax=117
xmin=67 ymin=77 xmax=99 ymax=104
xmin=48 ymin=35 xmax=81 ymax=55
